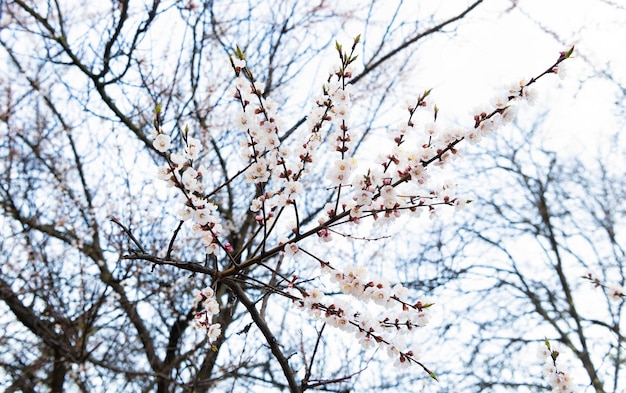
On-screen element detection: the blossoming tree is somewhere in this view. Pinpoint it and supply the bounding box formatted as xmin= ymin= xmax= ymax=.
xmin=0 ymin=1 xmax=588 ymax=392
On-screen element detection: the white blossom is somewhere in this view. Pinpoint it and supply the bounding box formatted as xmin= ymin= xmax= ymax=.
xmin=153 ymin=134 xmax=171 ymax=152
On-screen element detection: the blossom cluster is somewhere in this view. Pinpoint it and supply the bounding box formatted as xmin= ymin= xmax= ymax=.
xmin=286 ymin=261 xmax=435 ymax=375
xmin=230 ymin=41 xmax=360 ymax=230
xmin=193 ymin=287 xmax=222 ymax=344
xmin=537 ymin=339 xmax=577 ymax=392
xmin=583 ymin=271 xmax=625 ymax=301
xmin=151 ymin=119 xmax=232 ymax=256
xmin=231 ymin=62 xmax=283 ymax=184
xmin=230 ymin=58 xmax=304 ymax=230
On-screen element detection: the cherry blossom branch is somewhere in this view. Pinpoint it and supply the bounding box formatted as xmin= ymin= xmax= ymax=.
xmin=538 ymin=338 xmax=578 ymax=392
xmin=583 ymin=272 xmax=625 ymax=301
xmin=139 ymin=39 xmax=575 ymax=383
